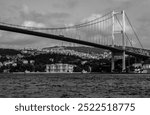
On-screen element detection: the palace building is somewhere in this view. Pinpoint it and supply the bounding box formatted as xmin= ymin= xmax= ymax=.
xmin=46 ymin=63 xmax=75 ymax=73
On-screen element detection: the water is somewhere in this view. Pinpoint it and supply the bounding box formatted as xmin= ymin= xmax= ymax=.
xmin=0 ymin=73 xmax=150 ymax=98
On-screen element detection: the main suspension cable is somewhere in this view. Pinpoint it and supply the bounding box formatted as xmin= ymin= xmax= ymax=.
xmin=0 ymin=12 xmax=112 ymax=30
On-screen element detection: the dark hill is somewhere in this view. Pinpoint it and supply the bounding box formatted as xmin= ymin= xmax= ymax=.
xmin=0 ymin=48 xmax=21 ymax=56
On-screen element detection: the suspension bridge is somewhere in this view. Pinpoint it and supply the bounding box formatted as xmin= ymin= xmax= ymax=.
xmin=0 ymin=10 xmax=149 ymax=72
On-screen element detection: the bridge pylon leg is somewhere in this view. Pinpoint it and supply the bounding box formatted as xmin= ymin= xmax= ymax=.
xmin=122 ymin=50 xmax=126 ymax=72
xmin=111 ymin=52 xmax=115 ymax=72
xmin=121 ymin=10 xmax=126 ymax=72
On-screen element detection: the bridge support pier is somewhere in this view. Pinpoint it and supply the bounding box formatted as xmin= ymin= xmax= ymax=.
xmin=111 ymin=52 xmax=115 ymax=72
xmin=122 ymin=50 xmax=126 ymax=72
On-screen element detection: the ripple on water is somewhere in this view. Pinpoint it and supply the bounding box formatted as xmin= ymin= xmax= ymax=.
xmin=0 ymin=73 xmax=150 ymax=98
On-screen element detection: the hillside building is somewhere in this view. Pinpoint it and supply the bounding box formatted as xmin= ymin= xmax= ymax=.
xmin=46 ymin=63 xmax=75 ymax=73
xmin=142 ymin=60 xmax=150 ymax=73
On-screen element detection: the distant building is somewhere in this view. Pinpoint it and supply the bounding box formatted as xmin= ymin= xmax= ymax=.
xmin=132 ymin=63 xmax=142 ymax=73
xmin=46 ymin=63 xmax=75 ymax=73
xmin=142 ymin=60 xmax=150 ymax=73
xmin=12 ymin=63 xmax=17 ymax=67
xmin=132 ymin=61 xmax=150 ymax=73
xmin=3 ymin=61 xmax=14 ymax=66
xmin=22 ymin=60 xmax=28 ymax=64
xmin=29 ymin=60 xmax=35 ymax=64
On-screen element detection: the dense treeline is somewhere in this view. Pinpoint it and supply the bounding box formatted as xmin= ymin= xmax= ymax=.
xmin=0 ymin=48 xmax=21 ymax=56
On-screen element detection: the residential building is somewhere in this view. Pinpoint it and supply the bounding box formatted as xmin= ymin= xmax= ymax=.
xmin=46 ymin=63 xmax=75 ymax=73
xmin=142 ymin=60 xmax=150 ymax=73
xmin=132 ymin=63 xmax=142 ymax=73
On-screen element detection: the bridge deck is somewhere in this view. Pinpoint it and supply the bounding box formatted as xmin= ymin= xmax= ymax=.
xmin=0 ymin=24 xmax=149 ymax=58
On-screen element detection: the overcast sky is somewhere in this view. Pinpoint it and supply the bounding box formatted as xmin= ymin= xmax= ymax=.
xmin=0 ymin=0 xmax=149 ymax=49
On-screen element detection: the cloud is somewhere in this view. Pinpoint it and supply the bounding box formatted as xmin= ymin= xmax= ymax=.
xmin=0 ymin=4 xmax=72 ymax=48
xmin=52 ymin=0 xmax=78 ymax=9
xmin=0 ymin=20 xmax=46 ymax=44
xmin=19 ymin=9 xmax=71 ymax=27
xmin=82 ymin=14 xmax=102 ymax=22
xmin=0 ymin=0 xmax=149 ymax=49
xmin=22 ymin=21 xmax=46 ymax=28
xmin=22 ymin=4 xmax=30 ymax=14
xmin=0 ymin=31 xmax=3 ymax=38
xmin=114 ymin=20 xmax=132 ymax=34
xmin=0 ymin=20 xmax=47 ymax=48
xmin=111 ymin=0 xmax=132 ymax=2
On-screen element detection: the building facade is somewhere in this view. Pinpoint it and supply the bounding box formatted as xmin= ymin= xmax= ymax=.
xmin=132 ymin=61 xmax=150 ymax=73
xmin=46 ymin=63 xmax=75 ymax=73
xmin=142 ymin=63 xmax=150 ymax=73
xmin=132 ymin=63 xmax=142 ymax=73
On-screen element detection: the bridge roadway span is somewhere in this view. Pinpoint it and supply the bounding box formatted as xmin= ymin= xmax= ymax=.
xmin=0 ymin=24 xmax=149 ymax=59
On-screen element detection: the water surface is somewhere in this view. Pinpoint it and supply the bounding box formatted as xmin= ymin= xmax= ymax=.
xmin=0 ymin=73 xmax=150 ymax=98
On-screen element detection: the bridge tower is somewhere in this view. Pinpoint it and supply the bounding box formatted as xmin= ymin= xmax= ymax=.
xmin=111 ymin=10 xmax=126 ymax=72
xmin=122 ymin=10 xmax=126 ymax=72
xmin=111 ymin=11 xmax=115 ymax=72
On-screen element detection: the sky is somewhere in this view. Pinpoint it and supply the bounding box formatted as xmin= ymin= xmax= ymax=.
xmin=0 ymin=0 xmax=150 ymax=49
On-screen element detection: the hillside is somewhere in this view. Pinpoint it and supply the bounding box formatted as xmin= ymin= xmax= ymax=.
xmin=43 ymin=46 xmax=109 ymax=54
